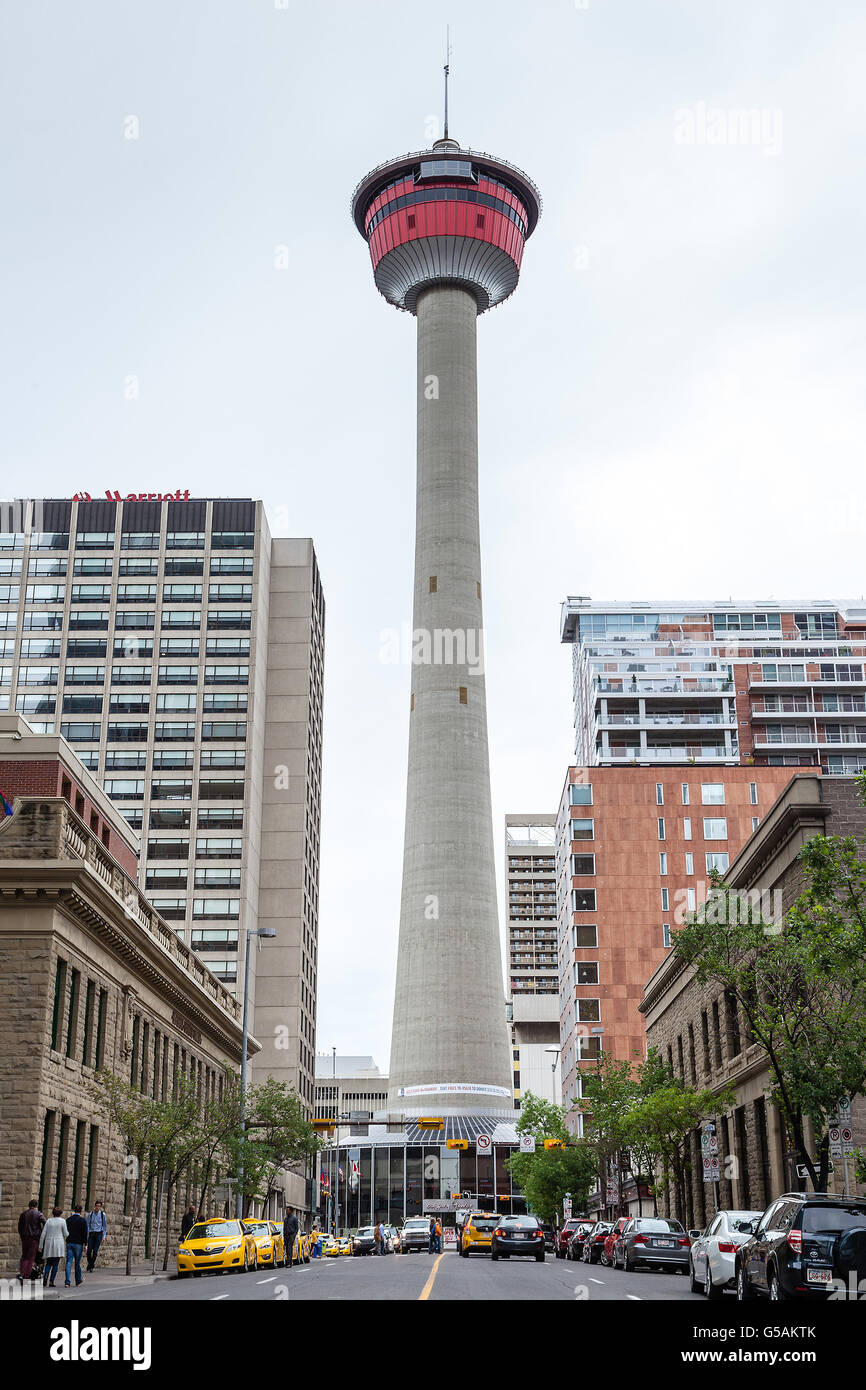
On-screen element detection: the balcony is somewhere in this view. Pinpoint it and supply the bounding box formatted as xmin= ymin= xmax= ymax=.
xmin=597 ymin=679 xmax=732 ymax=695
xmin=600 ymin=745 xmax=733 ymax=762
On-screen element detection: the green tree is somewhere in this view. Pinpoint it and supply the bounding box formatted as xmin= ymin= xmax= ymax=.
xmin=627 ymin=1080 xmax=735 ymax=1226
xmin=224 ymin=1078 xmax=319 ymax=1216
xmin=505 ymin=1092 xmax=595 ymax=1225
xmin=576 ymin=1054 xmax=638 ymax=1216
xmin=672 ymin=796 xmax=866 ymax=1192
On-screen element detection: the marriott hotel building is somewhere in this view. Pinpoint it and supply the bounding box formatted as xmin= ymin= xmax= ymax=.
xmin=0 ymin=495 xmax=323 ymax=1115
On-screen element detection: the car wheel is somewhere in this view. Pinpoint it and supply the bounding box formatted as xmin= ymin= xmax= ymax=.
xmin=600 ymin=1251 xmax=609 ymax=1267
xmin=556 ymin=1249 xmax=564 ymax=1260
xmin=242 ymin=1249 xmax=249 ymax=1274
xmin=768 ymin=1270 xmax=787 ymax=1301
xmin=705 ymin=1264 xmax=722 ymax=1300
xmin=253 ymin=1250 xmax=258 ymax=1272
xmin=536 ymin=1251 xmax=545 ymax=1263
xmin=736 ymin=1263 xmax=754 ymax=1301
xmin=690 ymin=1258 xmax=702 ymax=1294
xmin=491 ymin=1249 xmax=499 ymax=1262
xmin=624 ymin=1250 xmax=634 ymax=1273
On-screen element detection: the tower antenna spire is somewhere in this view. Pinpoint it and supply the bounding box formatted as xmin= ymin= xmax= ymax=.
xmin=443 ymin=26 xmax=451 ymax=139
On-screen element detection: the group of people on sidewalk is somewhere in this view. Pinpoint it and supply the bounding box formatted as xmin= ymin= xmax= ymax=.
xmin=428 ymin=1217 xmax=443 ymax=1253
xmin=18 ymin=1198 xmax=107 ymax=1288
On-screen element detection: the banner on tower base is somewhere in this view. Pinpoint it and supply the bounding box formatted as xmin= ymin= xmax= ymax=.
xmin=398 ymin=1083 xmax=511 ymax=1098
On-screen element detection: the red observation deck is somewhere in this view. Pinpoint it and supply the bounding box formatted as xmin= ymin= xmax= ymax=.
xmin=351 ymin=139 xmax=541 ymax=314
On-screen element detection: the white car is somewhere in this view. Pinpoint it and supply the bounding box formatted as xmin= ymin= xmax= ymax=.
xmin=689 ymin=1209 xmax=762 ymax=1298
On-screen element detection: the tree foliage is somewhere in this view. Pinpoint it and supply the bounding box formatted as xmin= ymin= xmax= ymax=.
xmin=504 ymin=1092 xmax=596 ymax=1224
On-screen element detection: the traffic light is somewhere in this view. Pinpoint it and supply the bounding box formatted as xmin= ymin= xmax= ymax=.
xmin=446 ymin=1139 xmax=469 ymax=1150
xmin=544 ymin=1139 xmax=565 ymax=1150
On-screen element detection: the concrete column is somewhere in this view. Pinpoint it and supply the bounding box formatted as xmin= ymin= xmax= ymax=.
xmin=387 ymin=286 xmax=511 ymax=1115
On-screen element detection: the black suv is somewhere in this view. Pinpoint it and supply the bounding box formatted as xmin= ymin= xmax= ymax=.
xmin=736 ymin=1193 xmax=866 ymax=1300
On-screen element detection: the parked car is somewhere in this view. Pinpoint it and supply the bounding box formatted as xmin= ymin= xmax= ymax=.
xmin=385 ymin=1224 xmax=401 ymax=1253
xmin=539 ymin=1222 xmax=556 ymax=1253
xmin=400 ymin=1217 xmax=432 ymax=1253
xmin=176 ymin=1217 xmax=258 ymax=1277
xmin=601 ymin=1217 xmax=630 ymax=1267
xmin=352 ymin=1225 xmax=378 ymax=1256
xmin=323 ymin=1235 xmax=342 ymax=1257
xmin=459 ymin=1212 xmax=501 ymax=1257
xmin=566 ymin=1222 xmax=594 ymax=1261
xmin=613 ymin=1216 xmax=691 ymax=1273
xmin=241 ymin=1219 xmax=283 ymax=1268
xmin=581 ymin=1222 xmax=613 ymax=1264
xmin=689 ymin=1210 xmax=762 ymax=1298
xmin=736 ymin=1193 xmax=866 ymax=1301
xmin=491 ymin=1215 xmax=546 ymax=1262
xmin=556 ymin=1218 xmax=585 ymax=1259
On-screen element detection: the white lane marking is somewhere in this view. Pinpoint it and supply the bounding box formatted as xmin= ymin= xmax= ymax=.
xmin=211 ymin=1293 xmax=230 ymax=1300
xmin=590 ymin=1277 xmax=604 ymax=1284
xmin=626 ymin=1294 xmax=641 ymax=1301
xmin=257 ymin=1276 xmax=277 ymax=1284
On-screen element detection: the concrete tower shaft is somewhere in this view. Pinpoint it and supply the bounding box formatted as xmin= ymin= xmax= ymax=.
xmin=387 ymin=285 xmax=512 ymax=1114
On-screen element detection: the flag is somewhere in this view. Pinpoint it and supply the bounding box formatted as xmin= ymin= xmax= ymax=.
xmin=0 ymin=789 xmax=13 ymax=817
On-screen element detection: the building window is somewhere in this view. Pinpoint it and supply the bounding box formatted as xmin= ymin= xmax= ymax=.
xmin=659 ymin=852 xmax=667 ymax=875
xmin=570 ymin=817 xmax=594 ymax=840
xmin=51 ymin=958 xmax=66 ymax=1051
xmin=577 ymin=998 xmax=600 ymax=1023
xmin=570 ymin=784 xmax=592 ymax=806
xmin=657 ymin=818 xmax=665 ymax=840
xmin=575 ymin=962 xmax=599 ymax=985
xmin=683 ymin=817 xmax=692 ymax=840
xmin=571 ymin=854 xmax=595 ymax=875
xmin=749 ymin=782 xmax=758 ymax=805
xmin=685 ymin=852 xmax=694 ymax=875
xmin=656 ymin=783 xmax=664 ymax=806
xmin=701 ymin=784 xmax=725 ymax=805
xmin=572 ymin=924 xmax=598 ymax=948
xmin=572 ymin=889 xmax=596 ymax=912
xmin=661 ymin=887 xmax=669 ymax=911
xmin=663 ymin=923 xmax=672 ymax=948
xmin=705 ymin=852 xmax=729 ymax=874
xmin=752 ymin=816 xmax=760 ymax=832
xmin=703 ymin=817 xmax=728 ymax=840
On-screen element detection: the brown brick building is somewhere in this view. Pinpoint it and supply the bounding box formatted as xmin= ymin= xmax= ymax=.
xmin=640 ymin=774 xmax=866 ymax=1229
xmin=556 ymin=764 xmax=799 ymax=1133
xmin=0 ymin=716 xmax=252 ymax=1269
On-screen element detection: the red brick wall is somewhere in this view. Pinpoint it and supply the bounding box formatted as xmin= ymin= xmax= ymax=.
xmin=0 ymin=757 xmax=137 ymax=875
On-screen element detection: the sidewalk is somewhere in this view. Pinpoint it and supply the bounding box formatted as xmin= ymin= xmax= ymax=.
xmin=11 ymin=1262 xmax=176 ymax=1299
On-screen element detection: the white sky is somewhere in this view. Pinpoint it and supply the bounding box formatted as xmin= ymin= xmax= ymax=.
xmin=3 ymin=1 xmax=865 ymax=1071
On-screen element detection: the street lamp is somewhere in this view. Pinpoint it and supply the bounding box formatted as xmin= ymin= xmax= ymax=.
xmin=544 ymin=1046 xmax=561 ymax=1106
xmin=235 ymin=926 xmax=277 ymax=1218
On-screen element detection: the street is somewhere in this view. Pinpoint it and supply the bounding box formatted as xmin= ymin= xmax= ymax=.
xmin=50 ymin=1251 xmax=705 ymax=1302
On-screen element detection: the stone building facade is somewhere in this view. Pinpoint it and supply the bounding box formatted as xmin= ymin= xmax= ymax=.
xmin=0 ymin=748 xmax=252 ymax=1268
xmin=640 ymin=774 xmax=866 ymax=1229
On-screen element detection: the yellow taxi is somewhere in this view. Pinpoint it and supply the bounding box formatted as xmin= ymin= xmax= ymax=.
xmin=323 ymin=1235 xmax=342 ymax=1257
xmin=177 ymin=1217 xmax=258 ymax=1277
xmin=291 ymin=1231 xmax=312 ymax=1265
xmin=338 ymin=1236 xmax=353 ymax=1257
xmin=241 ymin=1219 xmax=283 ymax=1268
xmin=458 ymin=1212 xmax=501 ymax=1257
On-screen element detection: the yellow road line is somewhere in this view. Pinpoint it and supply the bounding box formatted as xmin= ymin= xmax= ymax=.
xmin=418 ymin=1251 xmax=446 ymax=1301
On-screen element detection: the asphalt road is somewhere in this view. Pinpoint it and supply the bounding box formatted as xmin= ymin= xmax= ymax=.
xmin=58 ymin=1249 xmax=707 ymax=1303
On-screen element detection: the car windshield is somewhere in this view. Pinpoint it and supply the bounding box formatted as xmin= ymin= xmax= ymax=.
xmin=404 ymin=1220 xmax=428 ymax=1230
xmin=356 ymin=1228 xmax=375 ymax=1237
xmin=189 ymin=1222 xmax=238 ymax=1240
xmin=635 ymin=1219 xmax=684 ymax=1233
xmin=244 ymin=1223 xmax=269 ymax=1236
xmin=470 ymin=1218 xmax=498 ymax=1231
xmin=803 ymin=1205 xmax=866 ymax=1233
xmin=503 ymin=1217 xmax=540 ymax=1228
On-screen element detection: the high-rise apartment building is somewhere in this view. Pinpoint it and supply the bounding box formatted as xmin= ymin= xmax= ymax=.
xmin=561 ymin=598 xmax=866 ymax=775
xmin=0 ymin=496 xmax=323 ymax=1119
xmin=504 ymin=816 xmax=560 ymax=1109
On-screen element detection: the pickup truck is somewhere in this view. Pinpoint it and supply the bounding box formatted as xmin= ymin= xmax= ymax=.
xmin=400 ymin=1217 xmax=432 ymax=1253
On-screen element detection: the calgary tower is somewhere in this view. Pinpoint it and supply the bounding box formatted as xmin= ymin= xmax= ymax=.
xmin=352 ymin=102 xmax=541 ymax=1118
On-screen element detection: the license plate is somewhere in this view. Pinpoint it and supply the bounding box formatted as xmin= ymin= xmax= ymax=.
xmin=806 ymin=1268 xmax=832 ymax=1284
xmin=656 ymin=1239 xmax=674 ymax=1247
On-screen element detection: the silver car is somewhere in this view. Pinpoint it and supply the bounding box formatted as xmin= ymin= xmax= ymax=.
xmin=689 ymin=1209 xmax=761 ymax=1298
xmin=613 ymin=1216 xmax=690 ymax=1272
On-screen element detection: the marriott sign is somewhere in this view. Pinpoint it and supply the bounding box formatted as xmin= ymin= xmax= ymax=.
xmin=71 ymin=489 xmax=192 ymax=501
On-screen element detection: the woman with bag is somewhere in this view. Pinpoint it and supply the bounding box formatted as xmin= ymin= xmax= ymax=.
xmin=39 ymin=1208 xmax=69 ymax=1288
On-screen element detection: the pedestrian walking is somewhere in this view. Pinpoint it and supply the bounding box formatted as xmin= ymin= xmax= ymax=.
xmin=434 ymin=1218 xmax=442 ymax=1254
xmin=64 ymin=1204 xmax=88 ymax=1287
xmin=374 ymin=1222 xmax=382 ymax=1256
xmin=378 ymin=1220 xmax=387 ymax=1254
xmin=17 ymin=1199 xmax=45 ymax=1283
xmin=39 ymin=1208 xmax=69 ymax=1288
xmin=283 ymin=1205 xmax=299 ymax=1267
xmin=428 ymin=1216 xmax=436 ymax=1254
xmin=85 ymin=1200 xmax=107 ymax=1271
xmin=180 ymin=1205 xmax=197 ymax=1243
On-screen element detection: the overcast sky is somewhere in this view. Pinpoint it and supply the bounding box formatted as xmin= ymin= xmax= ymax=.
xmin=3 ymin=1 xmax=865 ymax=1072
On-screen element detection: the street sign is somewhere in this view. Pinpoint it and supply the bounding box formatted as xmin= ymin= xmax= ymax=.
xmin=519 ymin=1135 xmax=536 ymax=1154
xmin=829 ymin=1125 xmax=842 ymax=1158
xmin=563 ymin=1198 xmax=573 ymax=1220
xmin=796 ymin=1163 xmax=834 ymax=1179
xmin=841 ymin=1126 xmax=855 ymax=1155
xmin=476 ymin=1133 xmax=492 ymax=1153
xmin=702 ymin=1154 xmax=720 ymax=1183
xmin=701 ymin=1132 xmax=718 ymax=1154
xmin=838 ymin=1096 xmax=851 ymax=1113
